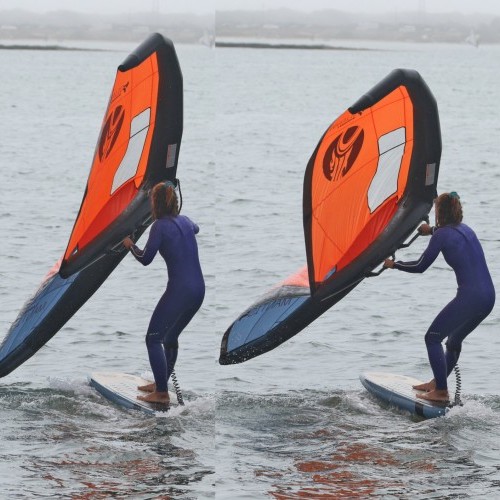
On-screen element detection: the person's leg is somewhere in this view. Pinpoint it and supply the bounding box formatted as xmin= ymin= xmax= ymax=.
xmin=424 ymin=331 xmax=447 ymax=390
xmin=415 ymin=298 xmax=463 ymax=401
xmin=444 ymin=342 xmax=461 ymax=377
xmin=137 ymin=292 xmax=171 ymax=403
xmin=161 ymin=301 xmax=202 ymax=387
xmin=146 ymin=339 xmax=168 ymax=391
xmin=165 ymin=345 xmax=179 ymax=381
xmin=139 ymin=287 xmax=204 ymax=402
xmin=417 ymin=293 xmax=491 ymax=402
xmin=138 ymin=335 xmax=170 ymax=403
xmin=445 ymin=310 xmax=491 ymax=374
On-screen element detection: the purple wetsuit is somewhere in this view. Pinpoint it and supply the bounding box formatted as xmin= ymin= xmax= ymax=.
xmin=394 ymin=223 xmax=495 ymax=391
xmin=131 ymin=215 xmax=205 ymax=392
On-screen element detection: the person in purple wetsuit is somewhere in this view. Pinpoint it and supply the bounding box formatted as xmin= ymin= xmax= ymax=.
xmin=123 ymin=182 xmax=205 ymax=405
xmin=384 ymin=192 xmax=495 ymax=402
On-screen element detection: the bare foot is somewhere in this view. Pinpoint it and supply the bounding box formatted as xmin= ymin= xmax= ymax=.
xmin=413 ymin=380 xmax=436 ymax=392
xmin=416 ymin=389 xmax=449 ymax=403
xmin=138 ymin=382 xmax=156 ymax=393
xmin=137 ymin=391 xmax=170 ymax=405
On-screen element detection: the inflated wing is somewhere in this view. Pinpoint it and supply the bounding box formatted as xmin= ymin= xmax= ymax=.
xmin=0 ymin=33 xmax=182 ymax=378
xmin=220 ymin=69 xmax=441 ymax=365
xmin=60 ymin=33 xmax=182 ymax=277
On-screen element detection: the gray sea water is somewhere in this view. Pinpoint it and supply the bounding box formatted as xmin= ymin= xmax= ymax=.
xmin=1 ymin=39 xmax=500 ymax=498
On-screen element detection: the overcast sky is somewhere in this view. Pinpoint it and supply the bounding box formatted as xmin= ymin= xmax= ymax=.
xmin=1 ymin=0 xmax=499 ymax=16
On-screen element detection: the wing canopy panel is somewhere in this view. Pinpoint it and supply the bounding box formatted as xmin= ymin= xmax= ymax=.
xmin=63 ymin=54 xmax=159 ymax=265
xmin=306 ymin=86 xmax=414 ymax=289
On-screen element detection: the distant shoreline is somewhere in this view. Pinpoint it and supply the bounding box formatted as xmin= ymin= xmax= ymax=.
xmin=0 ymin=41 xmax=377 ymax=52
xmin=0 ymin=44 xmax=102 ymax=51
xmin=0 ymin=41 xmax=379 ymax=52
xmin=215 ymin=41 xmax=371 ymax=51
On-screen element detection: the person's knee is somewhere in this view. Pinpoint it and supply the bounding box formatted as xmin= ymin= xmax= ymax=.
xmin=146 ymin=331 xmax=163 ymax=348
xmin=425 ymin=330 xmax=442 ymax=346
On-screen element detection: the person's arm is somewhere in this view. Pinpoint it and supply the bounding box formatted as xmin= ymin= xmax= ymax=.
xmin=123 ymin=222 xmax=162 ymax=266
xmin=392 ymin=230 xmax=444 ymax=274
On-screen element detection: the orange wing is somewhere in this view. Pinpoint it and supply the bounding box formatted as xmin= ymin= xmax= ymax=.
xmin=304 ymin=69 xmax=441 ymax=296
xmin=63 ymin=54 xmax=159 ymax=264
xmin=59 ymin=33 xmax=183 ymax=279
xmin=309 ymin=87 xmax=413 ymax=285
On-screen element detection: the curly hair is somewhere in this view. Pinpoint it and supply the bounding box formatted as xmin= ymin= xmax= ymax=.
xmin=151 ymin=182 xmax=179 ymax=220
xmin=435 ymin=192 xmax=463 ymax=227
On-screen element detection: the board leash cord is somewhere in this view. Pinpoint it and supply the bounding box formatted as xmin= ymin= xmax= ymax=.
xmin=453 ymin=364 xmax=462 ymax=407
xmin=171 ymin=369 xmax=185 ymax=406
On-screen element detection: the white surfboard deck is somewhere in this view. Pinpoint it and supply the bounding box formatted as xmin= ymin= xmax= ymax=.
xmin=360 ymin=372 xmax=452 ymax=419
xmin=89 ymin=372 xmax=178 ymax=415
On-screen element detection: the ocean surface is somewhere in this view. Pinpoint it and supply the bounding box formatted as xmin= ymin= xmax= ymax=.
xmin=1 ymin=38 xmax=500 ymax=498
